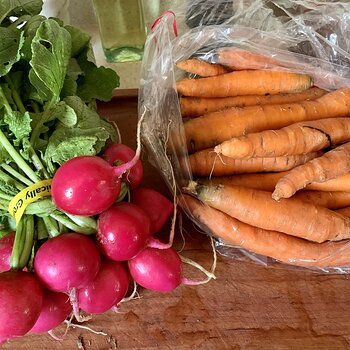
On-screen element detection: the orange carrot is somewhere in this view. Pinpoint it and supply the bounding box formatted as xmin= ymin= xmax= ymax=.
xmin=180 ymin=88 xmax=350 ymax=153
xmin=176 ymin=69 xmax=313 ymax=98
xmin=336 ymin=207 xmax=350 ymax=216
xmin=215 ymin=117 xmax=350 ymax=159
xmin=206 ymin=172 xmax=350 ymax=192
xmin=186 ymin=148 xmax=320 ymax=177
xmin=199 ymin=177 xmax=350 ymax=209
xmin=273 ymin=141 xmax=350 ymax=200
xmin=180 ymin=87 xmax=326 ymax=118
xmin=187 ymin=182 xmax=350 ymax=243
xmin=307 ymin=173 xmax=350 ymax=192
xmin=180 ymin=194 xmax=350 ymax=268
xmin=176 ymin=59 xmax=229 ymax=77
xmin=293 ymin=191 xmax=350 ymax=209
xmin=201 ymin=172 xmax=285 ymax=191
xmin=216 ymin=47 xmax=284 ymax=70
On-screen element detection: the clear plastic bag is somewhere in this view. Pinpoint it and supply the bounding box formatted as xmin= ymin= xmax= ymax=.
xmin=139 ymin=0 xmax=350 ymax=273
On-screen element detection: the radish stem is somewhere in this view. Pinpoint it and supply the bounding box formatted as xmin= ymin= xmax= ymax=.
xmin=28 ymin=146 xmax=50 ymax=179
xmin=5 ymin=75 xmax=26 ymax=114
xmin=18 ymin=215 xmax=35 ymax=268
xmin=0 ymin=86 xmax=39 ymax=183
xmin=10 ymin=219 xmax=25 ymax=269
xmin=0 ymin=130 xmax=39 ymax=183
xmin=25 ymin=199 xmax=56 ymax=216
xmin=0 ymin=168 xmax=26 ymax=191
xmin=42 ymin=216 xmax=60 ymax=238
xmin=65 ymin=214 xmax=97 ymax=231
xmin=0 ymin=193 xmax=12 ymax=201
xmin=36 ymin=217 xmax=49 ymax=240
xmin=1 ymin=164 xmax=34 ymax=186
xmin=112 ymin=108 xmax=146 ymax=177
xmin=50 ymin=212 xmax=97 ymax=234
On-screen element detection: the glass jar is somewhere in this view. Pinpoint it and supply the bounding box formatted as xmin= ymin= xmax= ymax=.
xmin=93 ymin=0 xmax=147 ymax=63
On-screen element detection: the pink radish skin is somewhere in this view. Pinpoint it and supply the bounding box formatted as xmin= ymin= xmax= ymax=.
xmin=0 ymin=232 xmax=15 ymax=272
xmin=51 ymin=156 xmax=122 ymax=216
xmin=30 ymin=290 xmax=72 ymax=334
xmin=131 ymin=188 xmax=174 ymax=234
xmin=0 ymin=271 xmax=43 ymax=340
xmin=34 ymin=233 xmax=101 ymax=292
xmin=78 ymin=259 xmax=129 ymax=314
xmin=103 ymin=143 xmax=144 ymax=189
xmin=97 ymin=202 xmax=151 ymax=261
xmin=128 ymin=247 xmax=183 ymax=292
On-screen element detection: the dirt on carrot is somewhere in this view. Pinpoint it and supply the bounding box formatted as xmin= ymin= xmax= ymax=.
xmin=180 ymin=194 xmax=350 ymax=268
xmin=216 ymin=47 xmax=284 ymax=70
xmin=176 ymin=69 xmax=313 ymax=98
xmin=203 ymin=172 xmax=350 ymax=193
xmin=214 ymin=117 xmax=350 ymax=159
xmin=293 ymin=190 xmax=350 ymax=209
xmin=179 ymin=87 xmax=326 ymax=118
xmin=187 ymin=182 xmax=350 ymax=243
xmin=185 ymin=148 xmax=321 ymax=177
xmin=176 ymin=58 xmax=229 ymax=77
xmin=180 ymin=88 xmax=350 ymax=153
xmin=273 ymin=141 xmax=350 ymax=200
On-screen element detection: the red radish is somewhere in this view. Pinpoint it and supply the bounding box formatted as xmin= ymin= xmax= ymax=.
xmin=78 ymin=259 xmax=129 ymax=314
xmin=128 ymin=247 xmax=183 ymax=292
xmin=128 ymin=247 xmax=213 ymax=293
xmin=97 ymin=202 xmax=151 ymax=261
xmin=30 ymin=290 xmax=72 ymax=334
xmin=131 ymin=188 xmax=174 ymax=234
xmin=103 ymin=143 xmax=144 ymax=189
xmin=0 ymin=232 xmax=15 ymax=272
xmin=0 ymin=271 xmax=43 ymax=340
xmin=34 ymin=233 xmax=101 ymax=292
xmin=51 ymin=156 xmax=122 ymax=216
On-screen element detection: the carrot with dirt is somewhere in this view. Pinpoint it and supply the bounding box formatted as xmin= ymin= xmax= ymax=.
xmin=198 ymin=177 xmax=350 ymax=209
xmin=201 ymin=172 xmax=285 ymax=191
xmin=180 ymin=87 xmax=326 ymax=118
xmin=293 ymin=191 xmax=350 ymax=209
xmin=180 ymin=88 xmax=350 ymax=153
xmin=176 ymin=69 xmax=313 ymax=98
xmin=214 ymin=117 xmax=350 ymax=159
xmin=216 ymin=47 xmax=284 ymax=70
xmin=336 ymin=207 xmax=350 ymax=216
xmin=176 ymin=59 xmax=229 ymax=77
xmin=273 ymin=141 xmax=350 ymax=200
xmin=205 ymin=172 xmax=350 ymax=192
xmin=186 ymin=182 xmax=350 ymax=243
xmin=186 ymin=148 xmax=320 ymax=177
xmin=180 ymin=194 xmax=350 ymax=268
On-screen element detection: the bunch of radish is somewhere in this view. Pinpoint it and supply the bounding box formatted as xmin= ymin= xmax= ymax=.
xmin=0 ymin=142 xmax=209 ymax=344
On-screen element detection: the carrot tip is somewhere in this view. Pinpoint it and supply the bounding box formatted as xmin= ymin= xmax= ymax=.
xmin=183 ymin=180 xmax=198 ymax=195
xmin=213 ymin=145 xmax=221 ymax=154
xmin=271 ymin=190 xmax=282 ymax=202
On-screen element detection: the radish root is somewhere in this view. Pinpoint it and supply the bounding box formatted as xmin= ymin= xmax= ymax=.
xmin=180 ymin=236 xmax=217 ymax=285
xmin=69 ymin=288 xmax=92 ymax=323
xmin=120 ymin=280 xmax=141 ymax=303
xmin=64 ymin=320 xmax=108 ymax=336
xmin=47 ymin=313 xmax=74 ymax=341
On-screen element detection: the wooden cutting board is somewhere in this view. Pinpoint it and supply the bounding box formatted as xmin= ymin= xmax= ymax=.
xmin=5 ymin=96 xmax=350 ymax=350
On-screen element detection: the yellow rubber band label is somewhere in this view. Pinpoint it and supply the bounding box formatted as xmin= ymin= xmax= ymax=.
xmin=8 ymin=179 xmax=52 ymax=224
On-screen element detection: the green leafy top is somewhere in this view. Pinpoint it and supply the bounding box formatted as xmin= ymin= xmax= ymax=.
xmin=0 ymin=0 xmax=121 ymax=236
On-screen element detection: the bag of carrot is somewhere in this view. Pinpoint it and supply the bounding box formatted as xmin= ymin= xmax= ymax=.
xmin=139 ymin=0 xmax=350 ymax=273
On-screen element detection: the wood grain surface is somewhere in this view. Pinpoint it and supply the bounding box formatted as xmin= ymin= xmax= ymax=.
xmin=4 ymin=97 xmax=350 ymax=350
